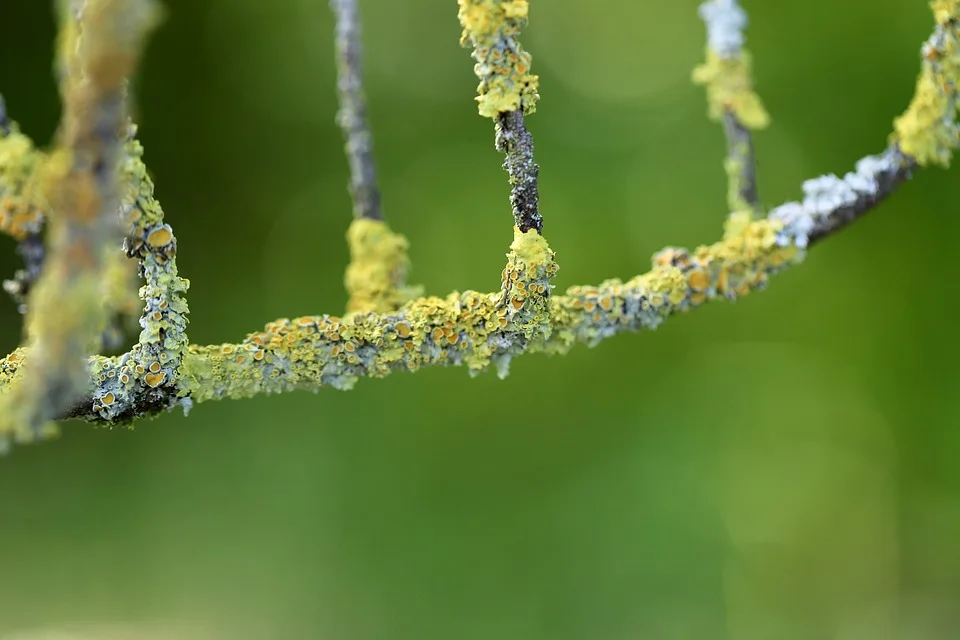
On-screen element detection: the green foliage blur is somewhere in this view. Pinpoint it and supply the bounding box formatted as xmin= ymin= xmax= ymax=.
xmin=1 ymin=1 xmax=959 ymax=638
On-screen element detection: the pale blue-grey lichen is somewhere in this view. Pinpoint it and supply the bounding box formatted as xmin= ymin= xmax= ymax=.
xmin=87 ymin=132 xmax=190 ymax=423
xmin=770 ymin=147 xmax=909 ymax=249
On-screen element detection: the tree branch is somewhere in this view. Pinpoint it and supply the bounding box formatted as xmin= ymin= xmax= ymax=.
xmin=332 ymin=0 xmax=421 ymax=314
xmin=495 ymin=110 xmax=541 ymax=234
xmin=0 ymin=97 xmax=47 ymax=313
xmin=331 ymin=0 xmax=382 ymax=223
xmin=0 ymin=0 xmax=162 ymax=441
xmin=0 ymin=0 xmax=956 ymax=450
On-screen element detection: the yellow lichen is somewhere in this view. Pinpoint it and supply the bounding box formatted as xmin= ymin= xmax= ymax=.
xmin=932 ymin=0 xmax=960 ymax=24
xmin=458 ymin=0 xmax=540 ymax=117
xmin=0 ymin=131 xmax=46 ymax=241
xmin=344 ymin=218 xmax=422 ymax=314
xmin=693 ymin=49 xmax=770 ymax=130
xmin=892 ymin=6 xmax=960 ymax=167
xmin=508 ymin=224 xmax=552 ymax=268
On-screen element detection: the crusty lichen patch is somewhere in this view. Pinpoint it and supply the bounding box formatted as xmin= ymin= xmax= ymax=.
xmin=458 ymin=0 xmax=540 ymax=117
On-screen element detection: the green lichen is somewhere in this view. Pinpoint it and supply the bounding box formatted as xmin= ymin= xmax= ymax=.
xmin=693 ymin=49 xmax=770 ymax=130
xmin=458 ymin=0 xmax=540 ymax=117
xmin=344 ymin=218 xmax=422 ymax=314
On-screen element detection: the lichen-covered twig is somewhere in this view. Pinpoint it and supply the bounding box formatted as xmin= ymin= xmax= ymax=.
xmin=0 ymin=99 xmax=158 ymax=357
xmin=459 ymin=1 xmax=543 ymax=235
xmin=332 ymin=0 xmax=420 ymax=314
xmin=0 ymin=0 xmax=161 ymax=443
xmin=694 ymin=0 xmax=769 ymax=216
xmin=0 ymin=97 xmax=47 ymax=313
xmin=0 ymin=0 xmax=957 ymax=448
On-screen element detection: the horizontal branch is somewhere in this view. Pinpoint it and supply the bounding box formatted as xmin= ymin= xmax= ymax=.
xmin=0 ymin=140 xmax=914 ymax=427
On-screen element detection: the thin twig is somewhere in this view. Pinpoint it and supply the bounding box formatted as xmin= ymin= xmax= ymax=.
xmin=694 ymin=0 xmax=768 ymax=215
xmin=331 ymin=0 xmax=382 ymax=221
xmin=722 ymin=110 xmax=759 ymax=212
xmin=495 ymin=111 xmax=542 ymax=234
xmin=459 ymin=1 xmax=543 ymax=232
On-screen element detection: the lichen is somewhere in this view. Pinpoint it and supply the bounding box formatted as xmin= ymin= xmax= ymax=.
xmin=892 ymin=4 xmax=960 ymax=166
xmin=693 ymin=48 xmax=769 ymax=129
xmin=344 ymin=218 xmax=422 ymax=314
xmin=0 ymin=128 xmax=45 ymax=241
xmin=458 ymin=0 xmax=540 ymax=117
xmin=86 ymin=133 xmax=191 ymax=422
xmin=168 ymin=220 xmax=807 ymax=406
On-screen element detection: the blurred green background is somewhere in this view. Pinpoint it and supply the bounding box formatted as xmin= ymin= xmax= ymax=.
xmin=2 ymin=0 xmax=959 ymax=638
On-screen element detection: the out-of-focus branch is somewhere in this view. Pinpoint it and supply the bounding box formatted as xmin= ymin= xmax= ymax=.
xmin=330 ymin=0 xmax=381 ymax=223
xmin=694 ymin=0 xmax=769 ymax=217
xmin=0 ymin=97 xmax=47 ymax=313
xmin=892 ymin=0 xmax=960 ymax=166
xmin=332 ymin=0 xmax=421 ymax=314
xmin=0 ymin=0 xmax=161 ymax=442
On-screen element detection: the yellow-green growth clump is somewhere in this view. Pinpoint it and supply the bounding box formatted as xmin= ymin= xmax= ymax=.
xmin=693 ymin=49 xmax=770 ymax=129
xmin=498 ymin=226 xmax=557 ymax=341
xmin=933 ymin=0 xmax=960 ymax=26
xmin=892 ymin=1 xmax=960 ymax=166
xmin=458 ymin=0 xmax=540 ymax=117
xmin=0 ymin=129 xmax=45 ymax=241
xmin=345 ymin=218 xmax=421 ymax=314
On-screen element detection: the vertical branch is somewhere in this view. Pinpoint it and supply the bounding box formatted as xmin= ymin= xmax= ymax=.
xmin=722 ymin=111 xmax=759 ymax=213
xmin=458 ymin=1 xmax=543 ymax=234
xmin=331 ymin=0 xmax=420 ymax=314
xmin=0 ymin=96 xmax=47 ymax=314
xmin=459 ymin=1 xmax=553 ymax=361
xmin=694 ymin=0 xmax=769 ymax=218
xmin=330 ymin=0 xmax=381 ymax=222
xmin=0 ymin=0 xmax=160 ymax=443
xmin=495 ymin=110 xmax=541 ymax=233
